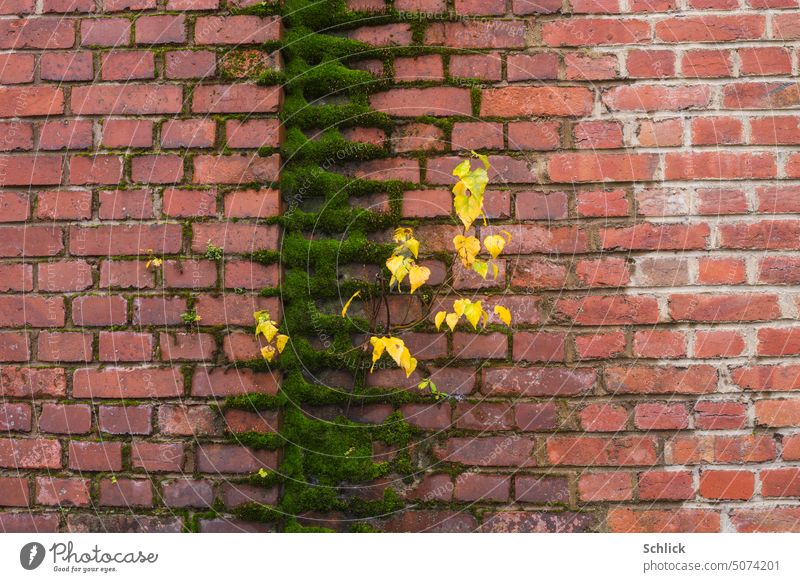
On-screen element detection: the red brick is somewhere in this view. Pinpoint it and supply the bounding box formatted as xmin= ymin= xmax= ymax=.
xmin=69 ymin=223 xmax=182 ymax=255
xmin=0 ymin=19 xmax=74 ymax=49
xmin=634 ymin=403 xmax=689 ymax=430
xmin=434 ymin=437 xmax=535 ymax=466
xmin=98 ymin=405 xmax=152 ymax=435
xmin=41 ymin=52 xmax=93 ymax=81
xmin=639 ymin=471 xmax=694 ymax=500
xmin=694 ymin=330 xmax=745 ymax=358
xmin=135 ymin=14 xmax=186 ymax=44
xmin=73 ymin=367 xmax=183 ymax=398
xmin=195 ymin=15 xmax=279 ymax=45
xmin=0 ymin=296 xmax=65 ymax=326
xmin=0 ymin=402 xmax=31 ymax=431
xmin=36 ymin=477 xmax=90 ymax=507
xmin=454 ymin=474 xmax=510 ymax=502
xmin=193 ymin=84 xmax=279 ymax=114
xmin=162 ymin=259 xmax=217 ymax=288
xmin=80 ymin=18 xmax=130 ymax=46
xmin=101 ymin=50 xmax=154 ymax=80
xmin=508 ymin=121 xmax=561 ymax=151
xmin=0 ymin=156 xmax=63 ymax=185
xmin=159 ymin=405 xmax=218 ymax=436
xmin=547 ymin=436 xmax=657 ymax=466
xmin=0 ymin=438 xmax=61 ymax=469
xmin=655 ymin=15 xmax=765 ymax=42
xmin=608 ymin=509 xmax=720 ymax=533
xmin=73 ymin=84 xmax=181 ymax=114
xmin=578 ymin=472 xmax=632 ymax=501
xmin=37 ymin=332 xmax=92 ymax=362
xmin=0 ymin=53 xmax=34 ymax=83
xmin=193 ymin=154 xmax=280 ymax=183
xmin=700 ymin=470 xmax=754 ymax=500
xmin=0 ymin=476 xmax=30 ymax=506
xmin=165 ymin=50 xmax=216 ymax=79
xmin=225 ymin=119 xmax=280 ymax=149
xmin=101 ymin=119 xmax=153 ymax=148
xmin=131 ymin=441 xmax=183 ymax=472
xmin=449 ymin=53 xmax=501 ymax=80
xmin=633 ymin=330 xmax=686 ymax=358
xmin=196 ymin=443 xmax=277 ymax=473
xmin=371 ymin=88 xmax=472 ymax=117
xmin=39 ymin=403 xmax=91 ymax=434
xmin=100 ymin=478 xmax=153 ymax=507
xmin=482 ymin=87 xmax=592 ymax=117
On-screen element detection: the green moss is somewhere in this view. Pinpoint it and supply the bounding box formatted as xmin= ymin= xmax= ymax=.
xmin=222 ymin=0 xmax=427 ymax=532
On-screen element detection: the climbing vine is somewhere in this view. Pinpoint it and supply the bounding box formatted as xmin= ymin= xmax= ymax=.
xmin=221 ymin=0 xmax=511 ymax=532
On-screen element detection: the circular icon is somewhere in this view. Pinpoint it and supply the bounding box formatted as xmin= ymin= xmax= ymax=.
xmin=20 ymin=542 xmax=45 ymax=570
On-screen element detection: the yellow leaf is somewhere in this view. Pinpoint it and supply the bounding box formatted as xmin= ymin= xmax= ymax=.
xmin=341 ymin=290 xmax=361 ymax=318
xmin=491 ymin=262 xmax=499 ymax=280
xmin=386 ymin=255 xmax=410 ymax=287
xmin=408 ymin=264 xmax=430 ymax=294
xmin=460 ymin=168 xmax=489 ymax=198
xmin=434 ymin=311 xmax=447 ymax=331
xmin=399 ymin=349 xmax=417 ymax=378
xmin=453 ymin=192 xmax=483 ymax=231
xmin=453 ymin=299 xmax=469 ymax=317
xmin=383 ymin=337 xmax=406 ymax=366
xmin=483 ymin=234 xmax=506 ymax=259
xmin=370 ymin=337 xmax=386 ymax=372
xmin=393 ymin=227 xmax=413 ymax=243
xmin=453 ymin=235 xmax=480 ymax=267
xmin=445 ymin=312 xmax=460 ymax=332
xmin=276 ymin=334 xmax=289 ymax=353
xmin=472 ymin=151 xmax=491 ymax=171
xmin=452 ymin=159 xmax=471 ymax=178
xmin=494 ymin=305 xmax=512 ymax=326
xmin=406 ymin=237 xmax=420 ymax=259
xmin=260 ymin=345 xmax=276 ymax=363
xmin=472 ymin=260 xmax=489 ymax=279
xmin=464 ymin=301 xmax=483 ymax=329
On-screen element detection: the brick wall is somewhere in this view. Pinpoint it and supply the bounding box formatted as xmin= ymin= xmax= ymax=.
xmin=4 ymin=0 xmax=800 ymax=533
xmin=0 ymin=0 xmax=282 ymax=532
xmin=345 ymin=0 xmax=800 ymax=533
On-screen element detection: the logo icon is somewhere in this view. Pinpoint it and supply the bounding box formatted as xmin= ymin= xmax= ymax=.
xmin=20 ymin=542 xmax=46 ymax=570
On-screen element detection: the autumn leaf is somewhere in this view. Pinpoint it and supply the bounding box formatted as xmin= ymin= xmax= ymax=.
xmin=453 ymin=192 xmax=484 ymax=231
xmin=494 ymin=305 xmax=512 ymax=326
xmin=472 ymin=259 xmax=489 ymax=279
xmin=393 ymin=227 xmax=413 ymax=243
xmin=483 ymin=234 xmax=506 ymax=259
xmin=370 ymin=337 xmax=386 ymax=372
xmin=408 ymin=264 xmax=430 ymax=294
xmin=405 ymin=237 xmax=420 ymax=259
xmin=463 ymin=301 xmax=484 ymax=329
xmin=453 ymin=299 xmax=469 ymax=317
xmin=260 ymin=345 xmax=276 ymax=363
xmin=276 ymin=334 xmax=289 ymax=353
xmin=445 ymin=312 xmax=460 ymax=332
xmin=435 ymin=311 xmax=447 ymax=331
xmin=452 ymin=159 xmax=472 ymax=179
xmin=386 ymin=255 xmax=410 ymax=287
xmin=453 ymin=235 xmax=480 ymax=267
xmin=341 ymin=290 xmax=361 ymax=318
